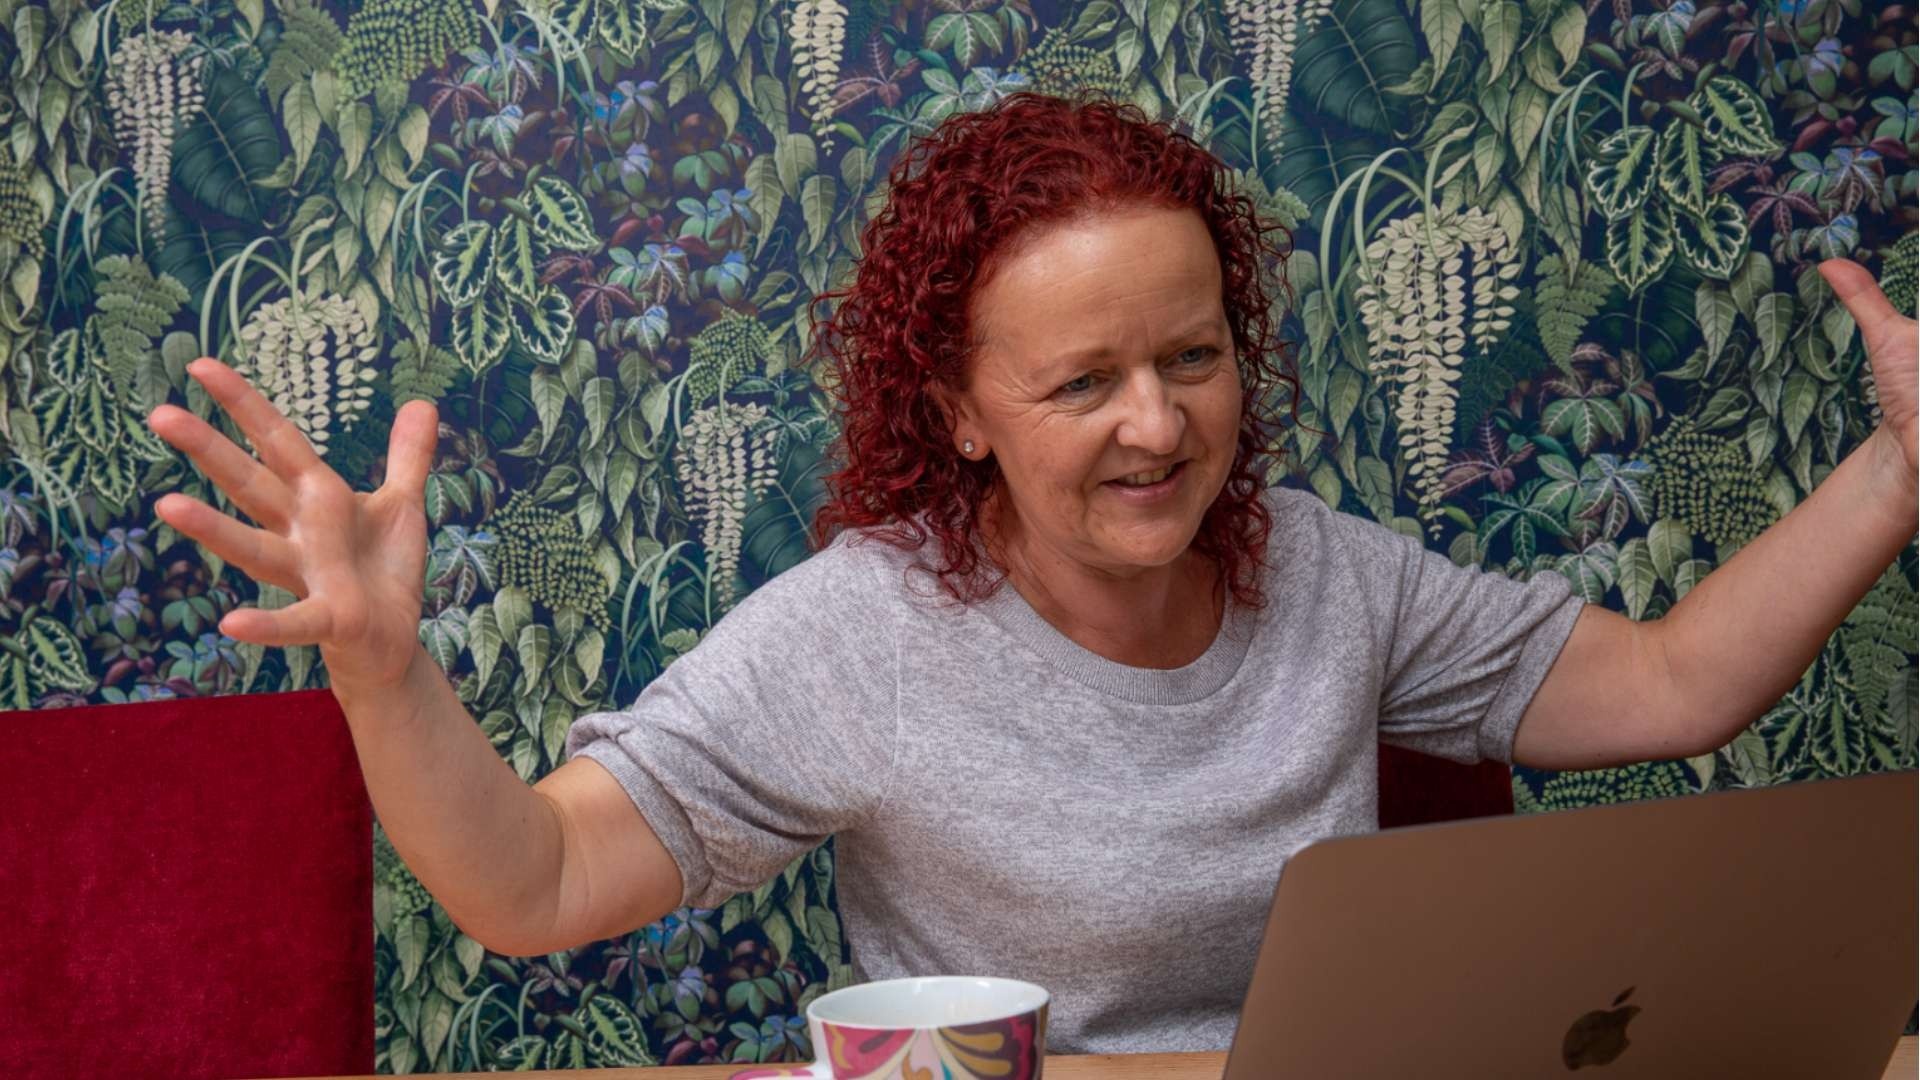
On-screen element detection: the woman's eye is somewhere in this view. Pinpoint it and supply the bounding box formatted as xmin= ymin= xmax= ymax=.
xmin=1058 ymin=350 xmax=1214 ymax=397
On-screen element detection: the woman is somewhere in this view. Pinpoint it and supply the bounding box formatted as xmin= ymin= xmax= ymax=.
xmin=143 ymin=93 xmax=1917 ymax=1055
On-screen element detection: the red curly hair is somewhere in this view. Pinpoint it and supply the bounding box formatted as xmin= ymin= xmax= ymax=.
xmin=804 ymin=91 xmax=1302 ymax=611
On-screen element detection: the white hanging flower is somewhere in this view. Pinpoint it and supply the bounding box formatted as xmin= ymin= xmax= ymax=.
xmin=673 ymin=401 xmax=779 ymax=610
xmin=104 ymin=31 xmax=205 ymax=241
xmin=234 ymin=291 xmax=380 ymax=455
xmin=1225 ymin=0 xmax=1336 ymax=159
xmin=1354 ymin=205 xmax=1520 ymax=533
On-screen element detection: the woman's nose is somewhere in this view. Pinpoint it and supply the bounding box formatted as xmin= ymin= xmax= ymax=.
xmin=1115 ymin=373 xmax=1184 ymax=454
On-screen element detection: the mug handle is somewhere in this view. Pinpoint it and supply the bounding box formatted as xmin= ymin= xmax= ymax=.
xmin=729 ymin=1063 xmax=832 ymax=1079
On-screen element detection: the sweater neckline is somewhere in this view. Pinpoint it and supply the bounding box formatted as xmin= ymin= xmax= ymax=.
xmin=972 ymin=565 xmax=1257 ymax=706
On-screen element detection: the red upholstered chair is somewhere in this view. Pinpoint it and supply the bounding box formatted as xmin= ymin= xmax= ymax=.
xmin=1377 ymin=742 xmax=1515 ymax=828
xmin=0 ymin=688 xmax=373 ymax=1080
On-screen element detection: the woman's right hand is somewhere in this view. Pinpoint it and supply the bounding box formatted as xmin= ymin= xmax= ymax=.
xmin=145 ymin=356 xmax=440 ymax=691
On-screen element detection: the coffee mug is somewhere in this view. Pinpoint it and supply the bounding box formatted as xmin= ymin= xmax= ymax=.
xmin=729 ymin=975 xmax=1049 ymax=1079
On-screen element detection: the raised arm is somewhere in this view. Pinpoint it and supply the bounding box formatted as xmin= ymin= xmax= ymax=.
xmin=147 ymin=359 xmax=680 ymax=955
xmin=326 ymin=638 xmax=685 ymax=955
xmin=1511 ymin=258 xmax=1918 ymax=771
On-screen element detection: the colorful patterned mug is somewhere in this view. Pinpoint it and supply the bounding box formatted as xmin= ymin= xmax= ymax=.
xmin=729 ymin=975 xmax=1050 ymax=1079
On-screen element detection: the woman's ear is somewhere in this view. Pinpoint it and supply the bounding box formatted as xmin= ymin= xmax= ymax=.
xmin=932 ymin=382 xmax=983 ymax=458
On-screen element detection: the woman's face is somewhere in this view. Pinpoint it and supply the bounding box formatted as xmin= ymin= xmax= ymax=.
xmin=944 ymin=203 xmax=1243 ymax=580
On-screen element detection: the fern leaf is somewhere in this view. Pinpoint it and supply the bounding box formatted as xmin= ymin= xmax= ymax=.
xmin=1535 ymin=253 xmax=1617 ymax=372
xmin=390 ymin=339 xmax=462 ymax=404
xmin=264 ymin=0 xmax=345 ymax=102
xmin=1842 ymin=565 xmax=1919 ymax=716
xmin=91 ymin=255 xmax=188 ymax=404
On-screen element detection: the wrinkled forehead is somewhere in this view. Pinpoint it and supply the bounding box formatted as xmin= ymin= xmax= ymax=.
xmin=961 ymin=208 xmax=1228 ymax=381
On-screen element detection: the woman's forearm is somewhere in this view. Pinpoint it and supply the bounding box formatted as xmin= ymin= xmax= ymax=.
xmin=328 ymin=640 xmax=567 ymax=956
xmin=1654 ymin=425 xmax=1918 ymax=749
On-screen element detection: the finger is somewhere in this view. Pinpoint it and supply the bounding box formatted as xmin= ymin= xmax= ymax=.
xmin=1818 ymin=259 xmax=1905 ymax=339
xmin=146 ymin=403 xmax=295 ymax=532
xmin=186 ymin=356 xmax=328 ymax=485
xmin=381 ymin=399 xmax=440 ymax=500
xmin=218 ymin=595 xmax=335 ymax=647
xmin=154 ymin=492 xmax=305 ymax=595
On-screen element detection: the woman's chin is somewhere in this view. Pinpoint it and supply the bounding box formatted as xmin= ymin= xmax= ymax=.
xmin=1094 ymin=521 xmax=1202 ymax=569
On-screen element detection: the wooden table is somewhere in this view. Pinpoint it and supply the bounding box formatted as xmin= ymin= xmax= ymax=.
xmin=289 ymin=1036 xmax=1916 ymax=1078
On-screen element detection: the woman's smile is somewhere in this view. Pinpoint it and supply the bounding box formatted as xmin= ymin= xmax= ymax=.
xmin=1101 ymin=459 xmax=1189 ymax=503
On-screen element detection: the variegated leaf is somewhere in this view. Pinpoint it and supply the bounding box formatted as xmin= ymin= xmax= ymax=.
xmin=581 ymin=994 xmax=655 ymax=1066
xmin=1655 ymin=120 xmax=1716 ymax=215
xmin=88 ymin=449 xmax=137 ymax=510
xmin=25 ymin=616 xmax=90 ymax=690
xmin=512 ymin=285 xmax=576 ymax=364
xmin=597 ymin=0 xmax=649 ymax=53
xmin=1604 ymin=199 xmax=1675 ymax=294
xmin=527 ymin=175 xmax=600 ymax=253
xmin=1584 ymin=127 xmax=1657 ymax=221
xmin=1690 ymin=76 xmax=1784 ymax=157
xmin=492 ymin=216 xmax=541 ymax=302
xmin=430 ymin=221 xmax=495 ymax=305
xmin=1674 ymin=193 xmax=1748 ymax=279
xmin=73 ymin=378 xmax=120 ymax=454
xmin=45 ymin=327 xmax=86 ymax=388
xmin=451 ymin=287 xmax=513 ymax=372
xmin=1809 ymin=685 xmax=1864 ymax=775
xmin=552 ymin=0 xmax=592 ymax=40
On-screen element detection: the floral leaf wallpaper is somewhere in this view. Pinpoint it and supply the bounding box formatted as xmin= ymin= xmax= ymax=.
xmin=0 ymin=0 xmax=1912 ymax=1069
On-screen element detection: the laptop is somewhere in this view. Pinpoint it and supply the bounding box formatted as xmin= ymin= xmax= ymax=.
xmin=1224 ymin=768 xmax=1917 ymax=1078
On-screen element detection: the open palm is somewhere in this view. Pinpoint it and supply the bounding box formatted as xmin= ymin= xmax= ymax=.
xmin=146 ymin=357 xmax=439 ymax=690
xmin=1819 ymin=258 xmax=1918 ymax=482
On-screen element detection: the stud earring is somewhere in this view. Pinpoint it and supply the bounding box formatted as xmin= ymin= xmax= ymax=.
xmin=963 ymin=440 xmax=975 ymax=455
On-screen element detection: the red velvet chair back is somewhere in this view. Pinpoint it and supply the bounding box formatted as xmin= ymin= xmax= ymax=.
xmin=1378 ymin=742 xmax=1515 ymax=827
xmin=0 ymin=689 xmax=372 ymax=1079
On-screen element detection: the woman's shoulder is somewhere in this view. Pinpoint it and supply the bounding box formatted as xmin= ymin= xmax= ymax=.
xmin=1261 ymin=480 xmax=1443 ymax=542
xmin=1257 ymin=481 xmax=1364 ymax=552
xmin=1253 ymin=481 xmax=1431 ymax=586
xmin=1257 ymin=481 xmax=1329 ymax=523
xmin=667 ymin=527 xmax=912 ymax=685
xmin=718 ymin=520 xmax=932 ymax=627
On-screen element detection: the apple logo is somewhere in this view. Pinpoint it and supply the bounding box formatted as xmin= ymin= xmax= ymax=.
xmin=1561 ymin=986 xmax=1642 ymax=1069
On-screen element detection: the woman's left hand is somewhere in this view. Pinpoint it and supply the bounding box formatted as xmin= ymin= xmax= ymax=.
xmin=1818 ymin=257 xmax=1917 ymax=487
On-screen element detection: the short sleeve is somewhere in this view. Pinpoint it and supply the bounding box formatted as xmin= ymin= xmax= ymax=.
xmin=1290 ymin=490 xmax=1587 ymax=765
xmin=563 ymin=537 xmax=901 ymax=910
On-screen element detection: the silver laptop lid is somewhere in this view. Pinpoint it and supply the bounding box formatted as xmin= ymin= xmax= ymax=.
xmin=1225 ymin=769 xmax=1916 ymax=1078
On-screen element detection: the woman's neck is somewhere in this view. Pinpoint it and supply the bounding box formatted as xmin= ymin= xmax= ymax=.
xmin=979 ymin=490 xmax=1225 ymax=670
